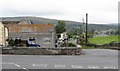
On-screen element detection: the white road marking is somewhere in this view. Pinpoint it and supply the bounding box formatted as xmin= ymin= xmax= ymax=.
xmin=33 ymin=64 xmax=36 ymax=67
xmin=13 ymin=63 xmax=29 ymax=71
xmin=71 ymin=65 xmax=83 ymax=68
xmin=23 ymin=68 xmax=27 ymax=70
xmin=33 ymin=64 xmax=47 ymax=67
xmin=103 ymin=66 xmax=117 ymax=69
xmin=32 ymin=64 xmax=118 ymax=69
xmin=2 ymin=62 xmax=29 ymax=71
xmin=87 ymin=66 xmax=100 ymax=69
xmin=14 ymin=64 xmax=21 ymax=68
xmin=23 ymin=67 xmax=29 ymax=71
xmin=54 ymin=64 xmax=66 ymax=68
xmin=2 ymin=63 xmax=21 ymax=68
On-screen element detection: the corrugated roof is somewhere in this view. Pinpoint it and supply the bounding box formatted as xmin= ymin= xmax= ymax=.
xmin=2 ymin=21 xmax=20 ymax=24
xmin=5 ymin=24 xmax=54 ymax=33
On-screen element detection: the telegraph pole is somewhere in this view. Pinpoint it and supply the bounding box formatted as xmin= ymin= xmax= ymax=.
xmin=82 ymin=18 xmax=85 ymax=34
xmin=85 ymin=13 xmax=88 ymax=44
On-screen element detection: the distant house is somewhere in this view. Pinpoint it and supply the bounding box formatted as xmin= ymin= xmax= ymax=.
xmin=59 ymin=32 xmax=68 ymax=40
xmin=57 ymin=32 xmax=68 ymax=47
xmin=0 ymin=22 xmax=8 ymax=46
xmin=4 ymin=20 xmax=55 ymax=47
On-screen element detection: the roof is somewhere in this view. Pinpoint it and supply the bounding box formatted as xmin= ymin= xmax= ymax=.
xmin=2 ymin=21 xmax=20 ymax=24
xmin=2 ymin=20 xmax=32 ymax=24
xmin=5 ymin=24 xmax=54 ymax=33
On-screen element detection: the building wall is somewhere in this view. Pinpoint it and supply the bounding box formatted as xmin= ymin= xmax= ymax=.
xmin=0 ymin=23 xmax=4 ymax=46
xmin=5 ymin=24 xmax=55 ymax=47
xmin=0 ymin=22 xmax=8 ymax=46
xmin=9 ymin=33 xmax=54 ymax=47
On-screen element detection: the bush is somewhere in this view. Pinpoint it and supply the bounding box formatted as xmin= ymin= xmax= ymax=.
xmin=6 ymin=38 xmax=15 ymax=46
xmin=67 ymin=42 xmax=76 ymax=47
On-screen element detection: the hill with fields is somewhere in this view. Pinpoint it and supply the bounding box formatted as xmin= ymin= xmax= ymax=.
xmin=0 ymin=16 xmax=118 ymax=32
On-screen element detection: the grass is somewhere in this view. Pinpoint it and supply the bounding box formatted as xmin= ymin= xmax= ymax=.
xmin=88 ymin=35 xmax=120 ymax=44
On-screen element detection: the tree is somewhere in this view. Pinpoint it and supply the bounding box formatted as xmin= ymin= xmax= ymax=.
xmin=91 ymin=28 xmax=95 ymax=34
xmin=55 ymin=20 xmax=66 ymax=34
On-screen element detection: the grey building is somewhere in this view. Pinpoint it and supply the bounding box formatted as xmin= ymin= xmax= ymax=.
xmin=4 ymin=20 xmax=55 ymax=48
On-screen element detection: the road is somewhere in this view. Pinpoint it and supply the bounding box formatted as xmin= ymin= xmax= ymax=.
xmin=1 ymin=49 xmax=118 ymax=70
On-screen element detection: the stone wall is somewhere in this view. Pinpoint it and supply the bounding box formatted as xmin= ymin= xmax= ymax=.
xmin=85 ymin=42 xmax=120 ymax=50
xmin=9 ymin=33 xmax=55 ymax=47
xmin=5 ymin=24 xmax=55 ymax=48
xmin=2 ymin=47 xmax=82 ymax=55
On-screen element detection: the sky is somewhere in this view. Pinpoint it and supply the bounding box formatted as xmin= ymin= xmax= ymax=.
xmin=0 ymin=0 xmax=119 ymax=24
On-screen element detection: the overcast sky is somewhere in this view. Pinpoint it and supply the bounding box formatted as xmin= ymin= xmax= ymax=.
xmin=0 ymin=0 xmax=119 ymax=24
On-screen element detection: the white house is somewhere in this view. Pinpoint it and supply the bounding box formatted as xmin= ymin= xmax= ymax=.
xmin=0 ymin=22 xmax=8 ymax=47
xmin=59 ymin=32 xmax=68 ymax=40
xmin=57 ymin=32 xmax=68 ymax=47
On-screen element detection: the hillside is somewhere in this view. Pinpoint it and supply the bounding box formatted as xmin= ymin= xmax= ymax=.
xmin=0 ymin=17 xmax=81 ymax=25
xmin=0 ymin=17 xmax=118 ymax=32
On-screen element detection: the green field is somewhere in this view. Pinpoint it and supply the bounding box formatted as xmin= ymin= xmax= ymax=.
xmin=88 ymin=35 xmax=119 ymax=44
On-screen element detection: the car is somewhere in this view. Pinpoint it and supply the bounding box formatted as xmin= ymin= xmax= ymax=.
xmin=28 ymin=44 xmax=41 ymax=47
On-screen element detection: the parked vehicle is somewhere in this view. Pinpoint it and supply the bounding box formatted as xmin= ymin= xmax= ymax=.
xmin=28 ymin=44 xmax=41 ymax=47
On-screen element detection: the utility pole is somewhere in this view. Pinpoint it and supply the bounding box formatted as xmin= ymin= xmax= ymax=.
xmin=85 ymin=13 xmax=88 ymax=44
xmin=80 ymin=24 xmax=81 ymax=35
xmin=82 ymin=18 xmax=85 ymax=34
xmin=82 ymin=18 xmax=85 ymax=44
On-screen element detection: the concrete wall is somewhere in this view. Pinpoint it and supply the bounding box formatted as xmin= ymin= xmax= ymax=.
xmin=2 ymin=47 xmax=82 ymax=55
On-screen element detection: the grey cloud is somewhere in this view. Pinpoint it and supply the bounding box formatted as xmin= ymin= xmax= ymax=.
xmin=1 ymin=8 xmax=65 ymax=16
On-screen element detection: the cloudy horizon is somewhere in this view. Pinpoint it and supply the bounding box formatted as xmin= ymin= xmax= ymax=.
xmin=0 ymin=0 xmax=119 ymax=24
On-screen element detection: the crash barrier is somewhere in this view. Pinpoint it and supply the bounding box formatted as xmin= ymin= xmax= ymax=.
xmin=2 ymin=47 xmax=82 ymax=55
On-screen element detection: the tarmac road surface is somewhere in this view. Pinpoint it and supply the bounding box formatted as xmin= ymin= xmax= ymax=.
xmin=1 ymin=49 xmax=118 ymax=70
